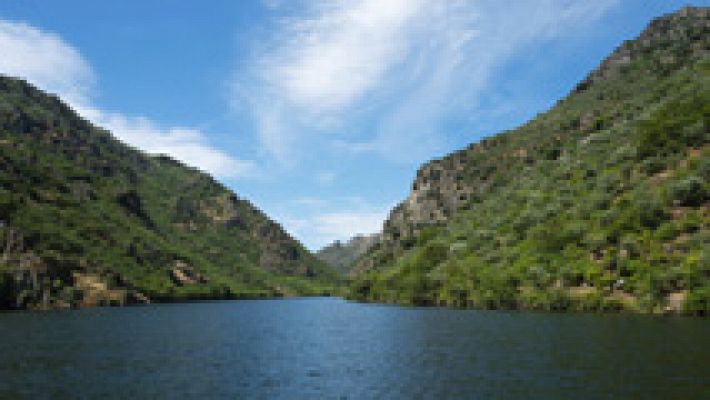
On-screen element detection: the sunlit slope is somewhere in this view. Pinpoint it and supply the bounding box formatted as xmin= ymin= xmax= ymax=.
xmin=350 ymin=7 xmax=709 ymax=315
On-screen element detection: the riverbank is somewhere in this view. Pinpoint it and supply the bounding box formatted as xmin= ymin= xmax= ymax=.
xmin=346 ymin=286 xmax=707 ymax=316
xmin=0 ymin=267 xmax=341 ymax=311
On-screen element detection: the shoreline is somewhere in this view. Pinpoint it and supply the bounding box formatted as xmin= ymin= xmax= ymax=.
xmin=2 ymin=294 xmax=705 ymax=317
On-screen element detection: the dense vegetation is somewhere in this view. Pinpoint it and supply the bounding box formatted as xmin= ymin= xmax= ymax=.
xmin=0 ymin=76 xmax=338 ymax=308
xmin=349 ymin=7 xmax=709 ymax=315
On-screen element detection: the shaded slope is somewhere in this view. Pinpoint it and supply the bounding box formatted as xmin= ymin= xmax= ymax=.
xmin=0 ymin=76 xmax=338 ymax=308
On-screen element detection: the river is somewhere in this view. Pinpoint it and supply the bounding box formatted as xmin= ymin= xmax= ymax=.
xmin=0 ymin=297 xmax=707 ymax=399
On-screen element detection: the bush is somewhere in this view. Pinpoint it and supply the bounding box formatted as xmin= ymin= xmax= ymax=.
xmin=413 ymin=241 xmax=449 ymax=271
xmin=669 ymin=177 xmax=707 ymax=207
xmin=637 ymin=94 xmax=708 ymax=159
xmin=600 ymin=296 xmax=623 ymax=312
xmin=640 ymin=157 xmax=667 ymax=175
xmin=416 ymin=226 xmax=440 ymax=246
xmin=638 ymin=197 xmax=667 ymax=229
xmin=683 ymin=286 xmax=709 ymax=316
xmin=654 ymin=221 xmax=679 ymax=241
xmin=548 ymin=288 xmax=572 ymax=311
xmin=694 ymin=156 xmax=710 ymax=181
xmin=574 ymin=291 xmax=604 ymax=312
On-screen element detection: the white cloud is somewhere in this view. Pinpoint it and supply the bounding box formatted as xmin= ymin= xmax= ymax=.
xmin=234 ymin=0 xmax=428 ymax=163
xmin=0 ymin=19 xmax=255 ymax=179
xmin=274 ymin=196 xmax=391 ymax=250
xmin=234 ymin=0 xmax=619 ymax=163
xmin=79 ymin=107 xmax=257 ymax=178
xmin=313 ymin=210 xmax=386 ymax=240
xmin=281 ymin=209 xmax=387 ymax=251
xmin=266 ymin=0 xmax=423 ymax=113
xmin=0 ymin=20 xmax=94 ymax=106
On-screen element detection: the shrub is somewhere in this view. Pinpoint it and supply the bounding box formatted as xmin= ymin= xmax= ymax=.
xmin=654 ymin=221 xmax=679 ymax=241
xmin=638 ymin=197 xmax=667 ymax=229
xmin=600 ymin=296 xmax=623 ymax=312
xmin=640 ymin=157 xmax=667 ymax=175
xmin=413 ymin=241 xmax=449 ymax=271
xmin=683 ymin=286 xmax=709 ymax=316
xmin=416 ymin=226 xmax=440 ymax=246
xmin=669 ymin=177 xmax=707 ymax=207
xmin=637 ymin=94 xmax=708 ymax=159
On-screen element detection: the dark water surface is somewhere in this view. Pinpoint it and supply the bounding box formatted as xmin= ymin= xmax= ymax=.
xmin=0 ymin=297 xmax=708 ymax=399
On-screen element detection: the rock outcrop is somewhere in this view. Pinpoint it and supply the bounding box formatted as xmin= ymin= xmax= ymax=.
xmin=317 ymin=233 xmax=381 ymax=275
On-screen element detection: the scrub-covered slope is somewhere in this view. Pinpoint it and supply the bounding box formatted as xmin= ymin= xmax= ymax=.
xmin=350 ymin=7 xmax=709 ymax=315
xmin=0 ymin=76 xmax=338 ymax=309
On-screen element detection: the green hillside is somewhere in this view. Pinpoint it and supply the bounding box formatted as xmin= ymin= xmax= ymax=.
xmin=349 ymin=7 xmax=709 ymax=315
xmin=0 ymin=76 xmax=339 ymax=309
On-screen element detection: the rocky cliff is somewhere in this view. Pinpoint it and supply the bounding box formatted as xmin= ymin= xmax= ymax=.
xmin=317 ymin=233 xmax=381 ymax=275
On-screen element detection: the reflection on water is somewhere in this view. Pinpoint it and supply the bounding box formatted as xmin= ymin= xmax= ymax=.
xmin=0 ymin=298 xmax=708 ymax=399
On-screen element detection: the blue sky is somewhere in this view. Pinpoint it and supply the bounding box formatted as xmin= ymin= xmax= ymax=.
xmin=0 ymin=0 xmax=705 ymax=250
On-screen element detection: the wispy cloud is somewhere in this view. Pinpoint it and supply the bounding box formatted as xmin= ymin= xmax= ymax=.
xmin=282 ymin=210 xmax=387 ymax=250
xmin=312 ymin=210 xmax=386 ymax=240
xmin=0 ymin=19 xmax=255 ymax=179
xmin=0 ymin=20 xmax=94 ymax=106
xmin=275 ymin=196 xmax=391 ymax=250
xmin=264 ymin=0 xmax=423 ymax=114
xmin=234 ymin=0 xmax=619 ymax=164
xmin=79 ymin=107 xmax=258 ymax=178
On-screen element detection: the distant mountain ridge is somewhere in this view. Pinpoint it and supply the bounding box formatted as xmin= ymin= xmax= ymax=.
xmin=317 ymin=233 xmax=380 ymax=275
xmin=0 ymin=76 xmax=338 ymax=309
xmin=349 ymin=7 xmax=709 ymax=315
